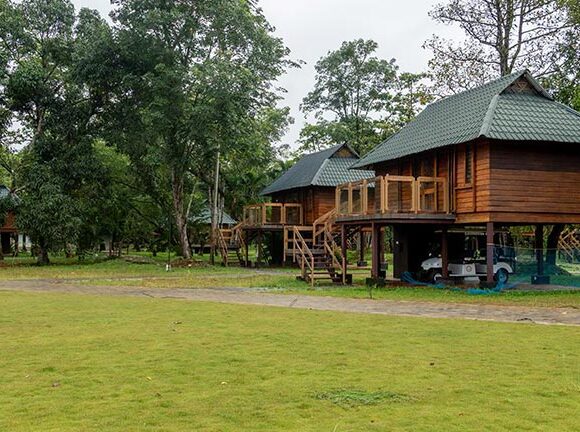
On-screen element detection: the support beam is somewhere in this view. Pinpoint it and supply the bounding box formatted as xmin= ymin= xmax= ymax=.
xmin=341 ymin=225 xmax=347 ymax=284
xmin=371 ymin=223 xmax=381 ymax=279
xmin=535 ymin=224 xmax=544 ymax=276
xmin=357 ymin=231 xmax=366 ymax=266
xmin=441 ymin=227 xmax=449 ymax=279
xmin=257 ymin=230 xmax=263 ymax=267
xmin=486 ymin=222 xmax=494 ymax=283
xmin=244 ymin=233 xmax=249 ymax=267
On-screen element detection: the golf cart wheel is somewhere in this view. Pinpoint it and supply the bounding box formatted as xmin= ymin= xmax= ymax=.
xmin=428 ymin=270 xmax=443 ymax=284
xmin=494 ymin=268 xmax=509 ymax=284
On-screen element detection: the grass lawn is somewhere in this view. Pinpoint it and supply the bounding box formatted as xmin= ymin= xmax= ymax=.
xmin=0 ymin=291 xmax=578 ymax=431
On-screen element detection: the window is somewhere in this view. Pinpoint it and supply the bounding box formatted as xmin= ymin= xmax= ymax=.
xmin=465 ymin=144 xmax=473 ymax=185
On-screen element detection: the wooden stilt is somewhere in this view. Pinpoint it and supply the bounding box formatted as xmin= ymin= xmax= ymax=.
xmin=341 ymin=225 xmax=347 ymax=284
xmin=441 ymin=226 xmax=449 ymax=279
xmin=244 ymin=232 xmax=249 ymax=267
xmin=486 ymin=222 xmax=494 ymax=283
xmin=257 ymin=229 xmax=263 ymax=267
xmin=535 ymin=224 xmax=544 ymax=276
xmin=371 ymin=223 xmax=381 ymax=279
xmin=357 ymin=231 xmax=365 ymax=266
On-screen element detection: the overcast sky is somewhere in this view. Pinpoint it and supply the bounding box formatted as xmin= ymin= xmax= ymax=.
xmin=72 ymin=0 xmax=463 ymax=150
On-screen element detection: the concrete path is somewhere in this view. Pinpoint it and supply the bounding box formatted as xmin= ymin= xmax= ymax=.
xmin=0 ymin=279 xmax=578 ymax=326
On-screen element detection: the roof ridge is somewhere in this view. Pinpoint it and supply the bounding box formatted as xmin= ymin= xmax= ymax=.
xmin=310 ymin=158 xmax=329 ymax=185
xmin=479 ymin=94 xmax=500 ymax=137
xmin=431 ymin=70 xmax=526 ymax=108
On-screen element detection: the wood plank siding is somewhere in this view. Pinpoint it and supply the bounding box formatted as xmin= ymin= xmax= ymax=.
xmin=270 ymin=187 xmax=336 ymax=225
xmin=370 ymin=139 xmax=580 ymax=225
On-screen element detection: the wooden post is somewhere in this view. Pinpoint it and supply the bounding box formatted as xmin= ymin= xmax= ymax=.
xmin=257 ymin=229 xmax=263 ymax=267
xmin=244 ymin=232 xmax=249 ymax=267
xmin=382 ymin=176 xmax=388 ymax=213
xmin=486 ymin=222 xmax=494 ymax=283
xmin=371 ymin=223 xmax=381 ymax=279
xmin=347 ymin=183 xmax=353 ymax=215
xmin=282 ymin=227 xmax=287 ymax=264
xmin=358 ymin=231 xmax=365 ymax=266
xmin=535 ymin=224 xmax=544 ymax=276
xmin=341 ymin=224 xmax=348 ymax=284
xmin=379 ymin=226 xmax=385 ymax=275
xmin=441 ymin=226 xmax=449 ymax=279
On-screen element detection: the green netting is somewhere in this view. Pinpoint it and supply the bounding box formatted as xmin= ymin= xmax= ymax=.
xmin=410 ymin=243 xmax=580 ymax=294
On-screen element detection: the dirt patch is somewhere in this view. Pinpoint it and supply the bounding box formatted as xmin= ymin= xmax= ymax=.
xmin=0 ymin=279 xmax=578 ymax=326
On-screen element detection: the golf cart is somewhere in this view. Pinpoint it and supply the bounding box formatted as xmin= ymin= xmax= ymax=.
xmin=420 ymin=229 xmax=516 ymax=283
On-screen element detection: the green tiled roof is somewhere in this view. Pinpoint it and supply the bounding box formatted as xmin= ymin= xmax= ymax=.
xmin=352 ymin=70 xmax=580 ymax=168
xmin=190 ymin=206 xmax=237 ymax=226
xmin=261 ymin=144 xmax=374 ymax=196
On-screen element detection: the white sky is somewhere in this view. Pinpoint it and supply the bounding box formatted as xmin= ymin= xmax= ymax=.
xmin=72 ymin=0 xmax=463 ymax=150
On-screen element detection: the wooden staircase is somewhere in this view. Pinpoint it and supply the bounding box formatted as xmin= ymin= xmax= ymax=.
xmin=216 ymin=223 xmax=245 ymax=266
xmin=293 ymin=210 xmax=345 ymax=286
xmin=559 ymin=227 xmax=580 ymax=263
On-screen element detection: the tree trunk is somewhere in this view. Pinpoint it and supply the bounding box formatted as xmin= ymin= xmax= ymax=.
xmin=37 ymin=240 xmax=50 ymax=266
xmin=545 ymin=224 xmax=564 ymax=267
xmin=171 ymin=168 xmax=191 ymax=259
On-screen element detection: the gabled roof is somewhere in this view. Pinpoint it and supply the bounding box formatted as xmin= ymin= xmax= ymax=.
xmin=260 ymin=143 xmax=374 ymax=196
xmin=352 ymin=70 xmax=580 ymax=169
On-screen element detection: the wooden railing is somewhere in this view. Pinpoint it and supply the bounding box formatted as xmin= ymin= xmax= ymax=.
xmin=243 ymin=203 xmax=303 ymax=226
xmin=313 ymin=208 xmax=337 ymax=244
xmin=336 ymin=175 xmax=450 ymax=217
xmin=292 ymin=226 xmax=315 ymax=286
xmin=215 ymin=222 xmax=245 ymax=266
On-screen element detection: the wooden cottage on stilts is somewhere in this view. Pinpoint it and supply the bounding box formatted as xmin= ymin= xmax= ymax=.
xmin=216 ymin=143 xmax=374 ymax=284
xmin=335 ymin=70 xmax=580 ymax=286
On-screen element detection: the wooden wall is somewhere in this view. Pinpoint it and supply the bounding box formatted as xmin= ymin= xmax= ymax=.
xmin=452 ymin=139 xmax=580 ymax=224
xmin=270 ymin=187 xmax=336 ymax=225
xmin=486 ymin=141 xmax=580 ymax=223
xmin=368 ymin=139 xmax=580 ymax=224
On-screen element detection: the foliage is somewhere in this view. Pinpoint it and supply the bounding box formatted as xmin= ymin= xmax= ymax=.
xmin=424 ymin=0 xmax=577 ymax=95
xmin=299 ymin=39 xmax=431 ymax=156
xmin=106 ymin=0 xmax=294 ymax=259
xmin=0 ymin=0 xmax=122 ymax=264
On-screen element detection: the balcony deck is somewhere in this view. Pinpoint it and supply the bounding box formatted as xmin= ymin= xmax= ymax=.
xmin=335 ymin=175 xmax=455 ymax=225
xmin=242 ymin=203 xmax=304 ymax=229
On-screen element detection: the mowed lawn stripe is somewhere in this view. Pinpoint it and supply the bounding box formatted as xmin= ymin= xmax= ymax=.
xmin=0 ymin=291 xmax=578 ymax=431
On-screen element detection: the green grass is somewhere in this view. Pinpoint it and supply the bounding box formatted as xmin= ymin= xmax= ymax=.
xmin=0 ymin=255 xmax=293 ymax=280
xmin=0 ymin=291 xmax=578 ymax=431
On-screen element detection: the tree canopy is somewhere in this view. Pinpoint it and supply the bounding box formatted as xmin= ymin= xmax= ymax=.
xmin=424 ymin=0 xmax=578 ymax=95
xmin=298 ymin=39 xmax=431 ymax=156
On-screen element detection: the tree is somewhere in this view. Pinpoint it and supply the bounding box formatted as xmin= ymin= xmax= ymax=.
xmin=299 ymin=39 xmax=398 ymax=155
xmin=1 ymin=0 xmax=116 ymax=264
xmin=425 ymin=0 xmax=576 ymax=95
xmin=299 ymin=39 xmax=431 ymax=156
xmin=107 ymin=0 xmax=293 ymax=259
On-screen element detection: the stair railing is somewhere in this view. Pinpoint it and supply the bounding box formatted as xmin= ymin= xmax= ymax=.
xmin=293 ymin=226 xmax=315 ymax=286
xmin=214 ymin=228 xmax=230 ymax=266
